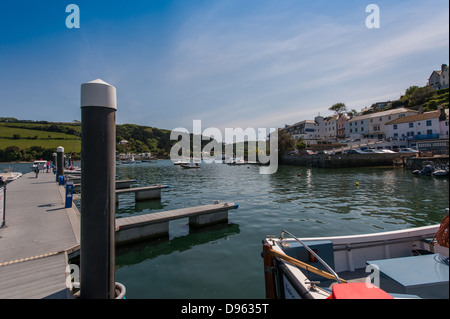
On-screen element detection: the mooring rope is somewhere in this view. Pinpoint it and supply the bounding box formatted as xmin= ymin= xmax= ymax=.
xmin=433 ymin=214 xmax=449 ymax=248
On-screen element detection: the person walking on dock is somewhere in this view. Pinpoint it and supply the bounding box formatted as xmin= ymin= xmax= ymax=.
xmin=34 ymin=165 xmax=39 ymax=178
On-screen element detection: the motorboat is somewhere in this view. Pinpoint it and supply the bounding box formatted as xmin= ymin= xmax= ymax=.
xmin=173 ymin=159 xmax=189 ymax=165
xmin=432 ymin=164 xmax=449 ymax=177
xmin=121 ymin=155 xmax=135 ymax=164
xmin=0 ymin=168 xmax=22 ymax=183
xmin=262 ymin=210 xmax=449 ymax=299
xmin=31 ymin=160 xmax=47 ymax=170
xmin=180 ymin=163 xmax=200 ymax=169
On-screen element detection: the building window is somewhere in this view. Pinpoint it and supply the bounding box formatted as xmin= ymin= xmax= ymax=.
xmin=409 ymin=123 xmax=414 ymax=128
xmin=394 ymin=133 xmax=398 ymax=137
xmin=426 ymin=120 xmax=432 ymax=126
xmin=427 ymin=129 xmax=432 ymax=135
xmin=393 ymin=124 xmax=397 ymax=129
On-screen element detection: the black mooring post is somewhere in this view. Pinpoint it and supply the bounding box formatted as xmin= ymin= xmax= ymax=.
xmin=80 ymin=79 xmax=117 ymax=299
xmin=56 ymin=146 xmax=64 ymax=182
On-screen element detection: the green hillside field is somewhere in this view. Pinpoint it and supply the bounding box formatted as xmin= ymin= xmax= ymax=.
xmin=0 ymin=122 xmax=81 ymax=162
xmin=0 ymin=123 xmax=81 ymax=152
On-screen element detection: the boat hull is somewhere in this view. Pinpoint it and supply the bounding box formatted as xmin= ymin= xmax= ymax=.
xmin=263 ymin=225 xmax=449 ymax=299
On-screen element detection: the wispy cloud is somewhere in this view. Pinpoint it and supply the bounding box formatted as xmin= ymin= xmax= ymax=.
xmin=0 ymin=0 xmax=448 ymax=130
xmin=154 ymin=1 xmax=448 ymax=130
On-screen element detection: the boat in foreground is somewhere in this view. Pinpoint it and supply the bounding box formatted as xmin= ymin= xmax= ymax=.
xmin=262 ymin=211 xmax=449 ymax=299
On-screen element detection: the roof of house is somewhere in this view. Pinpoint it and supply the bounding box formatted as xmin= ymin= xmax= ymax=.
xmin=347 ymin=108 xmax=417 ymax=122
xmin=385 ymin=109 xmax=448 ymax=125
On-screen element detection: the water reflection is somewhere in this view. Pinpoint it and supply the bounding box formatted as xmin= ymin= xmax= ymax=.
xmin=116 ymin=223 xmax=240 ymax=267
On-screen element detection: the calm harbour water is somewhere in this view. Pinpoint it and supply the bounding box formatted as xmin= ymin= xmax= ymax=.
xmin=2 ymin=160 xmax=448 ymax=298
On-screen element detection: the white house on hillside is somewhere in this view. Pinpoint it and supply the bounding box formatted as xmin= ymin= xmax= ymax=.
xmin=428 ymin=64 xmax=449 ymax=90
xmin=283 ymin=119 xmax=320 ymax=145
xmin=385 ymin=108 xmax=448 ymax=143
xmin=345 ymin=108 xmax=418 ymax=140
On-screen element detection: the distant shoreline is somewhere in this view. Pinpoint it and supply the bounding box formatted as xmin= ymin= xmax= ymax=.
xmin=0 ymin=161 xmax=34 ymax=164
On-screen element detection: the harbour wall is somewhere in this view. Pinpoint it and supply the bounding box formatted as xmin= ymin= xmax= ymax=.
xmin=280 ymin=153 xmax=401 ymax=168
xmin=405 ymin=155 xmax=449 ymax=171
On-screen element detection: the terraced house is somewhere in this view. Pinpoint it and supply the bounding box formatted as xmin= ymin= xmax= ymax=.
xmin=385 ymin=107 xmax=449 ymax=152
xmin=345 ymin=107 xmax=418 ymax=140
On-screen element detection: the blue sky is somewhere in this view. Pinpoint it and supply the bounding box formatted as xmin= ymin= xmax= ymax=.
xmin=0 ymin=0 xmax=448 ymax=132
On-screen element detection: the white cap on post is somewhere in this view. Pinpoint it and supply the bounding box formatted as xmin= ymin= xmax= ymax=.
xmin=81 ymin=79 xmax=117 ymax=110
xmin=57 ymin=146 xmax=64 ymax=152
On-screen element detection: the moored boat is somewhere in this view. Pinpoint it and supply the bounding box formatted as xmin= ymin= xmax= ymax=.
xmin=262 ymin=210 xmax=449 ymax=299
xmin=180 ymin=163 xmax=200 ymax=169
xmin=0 ymin=168 xmax=22 ymax=183
xmin=173 ymin=159 xmax=189 ymax=165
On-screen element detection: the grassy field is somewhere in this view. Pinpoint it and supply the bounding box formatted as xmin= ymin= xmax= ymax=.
xmin=0 ymin=138 xmax=81 ymax=152
xmin=0 ymin=123 xmax=81 ymax=152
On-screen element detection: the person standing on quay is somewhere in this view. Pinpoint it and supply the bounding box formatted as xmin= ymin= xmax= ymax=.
xmin=34 ymin=165 xmax=39 ymax=178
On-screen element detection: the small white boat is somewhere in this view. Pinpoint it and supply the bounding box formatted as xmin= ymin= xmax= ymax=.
xmin=121 ymin=155 xmax=135 ymax=164
xmin=180 ymin=163 xmax=200 ymax=169
xmin=31 ymin=160 xmax=47 ymax=170
xmin=0 ymin=169 xmax=22 ymax=183
xmin=173 ymin=159 xmax=189 ymax=165
xmin=433 ymin=169 xmax=449 ymax=177
xmin=262 ymin=211 xmax=449 ymax=299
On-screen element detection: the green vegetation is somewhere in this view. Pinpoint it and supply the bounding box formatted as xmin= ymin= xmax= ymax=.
xmin=277 ymin=129 xmax=295 ymax=156
xmin=0 ymin=119 xmax=213 ymax=162
xmin=0 ymin=120 xmax=81 ymax=162
xmin=329 ymin=102 xmax=347 ymax=114
xmin=391 ymin=87 xmax=448 ymax=111
xmin=116 ymin=124 xmax=173 ymax=155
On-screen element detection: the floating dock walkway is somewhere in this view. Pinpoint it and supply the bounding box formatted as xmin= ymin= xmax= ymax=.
xmin=115 ymin=202 xmax=238 ymax=245
xmin=0 ymin=171 xmax=238 ymax=298
xmin=0 ymin=172 xmax=79 ymax=299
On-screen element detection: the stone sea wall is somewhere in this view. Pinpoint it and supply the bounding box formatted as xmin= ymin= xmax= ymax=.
xmin=280 ymin=153 xmax=401 ymax=168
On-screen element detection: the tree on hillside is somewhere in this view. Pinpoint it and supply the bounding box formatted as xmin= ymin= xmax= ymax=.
xmin=277 ymin=129 xmax=296 ymax=156
xmin=329 ymin=102 xmax=347 ymax=114
xmin=296 ymin=137 xmax=306 ymax=150
xmin=347 ymin=109 xmax=359 ymax=117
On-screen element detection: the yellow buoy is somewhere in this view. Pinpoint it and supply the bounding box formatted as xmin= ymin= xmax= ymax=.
xmin=356 ymin=182 xmax=360 ymax=186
